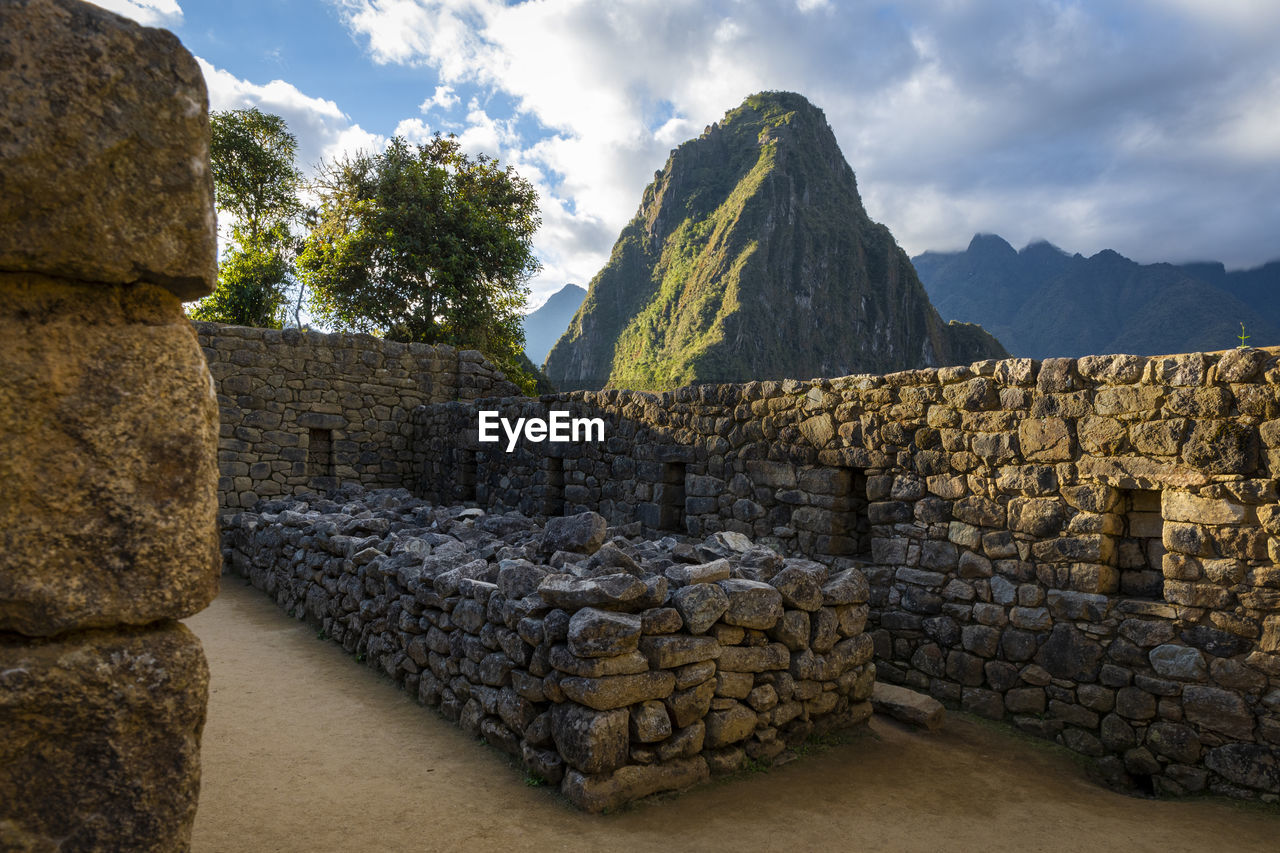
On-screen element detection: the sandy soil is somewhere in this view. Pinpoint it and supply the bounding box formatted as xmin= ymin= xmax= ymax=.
xmin=186 ymin=581 xmax=1279 ymax=853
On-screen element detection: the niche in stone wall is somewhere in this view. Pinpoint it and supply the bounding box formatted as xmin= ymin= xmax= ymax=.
xmin=656 ymin=461 xmax=687 ymax=532
xmin=542 ymin=455 xmax=566 ymax=517
xmin=307 ymin=428 xmax=334 ymax=479
xmin=795 ymin=466 xmax=871 ymax=560
xmin=456 ymin=448 xmax=477 ymax=502
xmin=1116 ymin=488 xmax=1165 ymax=598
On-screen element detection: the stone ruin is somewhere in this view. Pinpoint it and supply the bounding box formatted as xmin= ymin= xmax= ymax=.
xmin=223 ymin=488 xmax=874 ymax=812
xmin=2 ymin=0 xmax=1278 ymax=840
xmin=1 ymin=1 xmax=219 ymax=849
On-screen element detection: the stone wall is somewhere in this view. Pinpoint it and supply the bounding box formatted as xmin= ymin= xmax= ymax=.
xmin=222 ymin=491 xmax=874 ymax=812
xmin=195 ymin=322 xmax=518 ymax=513
xmin=1 ymin=2 xmax=219 ymax=849
xmin=415 ymin=348 xmax=1280 ymax=800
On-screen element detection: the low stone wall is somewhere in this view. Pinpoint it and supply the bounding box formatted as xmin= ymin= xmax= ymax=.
xmin=195 ymin=322 xmax=518 ymax=513
xmin=222 ymin=489 xmax=874 ymax=812
xmin=1 ymin=2 xmax=220 ymax=848
xmin=415 ymin=349 xmax=1280 ymax=800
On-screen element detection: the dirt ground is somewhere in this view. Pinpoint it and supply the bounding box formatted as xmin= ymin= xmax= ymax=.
xmin=186 ymin=581 xmax=1279 ymax=853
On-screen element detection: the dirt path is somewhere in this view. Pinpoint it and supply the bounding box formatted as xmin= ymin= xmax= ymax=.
xmin=187 ymin=581 xmax=1278 ymax=853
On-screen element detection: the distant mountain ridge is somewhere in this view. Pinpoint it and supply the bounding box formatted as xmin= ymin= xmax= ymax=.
xmin=912 ymin=234 xmax=1280 ymax=359
xmin=545 ymin=92 xmax=1005 ymax=392
xmin=522 ymin=283 xmax=586 ymax=368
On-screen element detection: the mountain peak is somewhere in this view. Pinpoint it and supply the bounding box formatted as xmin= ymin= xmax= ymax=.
xmin=967 ymin=233 xmax=1017 ymax=257
xmin=545 ymin=93 xmax=1004 ymax=391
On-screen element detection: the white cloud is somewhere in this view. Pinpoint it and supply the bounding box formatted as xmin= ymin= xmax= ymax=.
xmin=196 ymin=58 xmax=385 ymax=170
xmin=91 ymin=0 xmax=183 ymax=28
xmin=421 ymin=84 xmax=460 ymax=111
xmin=335 ymin=0 xmax=1280 ymax=287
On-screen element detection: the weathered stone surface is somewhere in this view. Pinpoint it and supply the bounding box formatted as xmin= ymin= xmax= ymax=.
xmin=560 ymin=671 xmax=676 ymax=711
xmin=567 ymin=608 xmax=642 ymax=658
xmin=821 ymin=568 xmax=870 ymax=605
xmin=1204 ymin=744 xmax=1280 ymax=794
xmin=0 ymin=622 xmax=208 ymax=852
xmin=1148 ymin=644 xmax=1206 ymax=680
xmin=769 ymin=564 xmax=825 ymax=611
xmin=541 ymin=511 xmax=608 ymax=554
xmin=560 ymin=757 xmax=709 ymax=813
xmin=1034 ymin=624 xmax=1103 ymax=682
xmin=704 ymin=702 xmax=759 ymax=748
xmin=550 ymin=704 xmax=629 ymax=774
xmin=630 ymin=700 xmax=672 ymax=743
xmin=671 ymin=583 xmax=730 ymax=634
xmin=666 ymin=559 xmax=731 ymax=586
xmin=718 ymin=578 xmax=784 ymax=629
xmin=1182 ymin=686 xmax=1254 ymax=739
xmin=717 ymin=643 xmax=790 ymax=673
xmin=537 ymin=573 xmax=647 ymax=611
xmin=871 ymin=682 xmax=945 ymax=731
xmin=638 ymin=635 xmax=721 ymax=669
xmin=665 ymin=678 xmax=718 ymax=728
xmin=549 ymin=646 xmax=649 ymax=678
xmin=0 ymin=0 xmax=215 ymax=296
xmin=0 ymin=277 xmax=220 ymax=635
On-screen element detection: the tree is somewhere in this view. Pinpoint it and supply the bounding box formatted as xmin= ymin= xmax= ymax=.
xmin=189 ymin=108 xmax=303 ymax=327
xmin=299 ymin=134 xmax=541 ymax=391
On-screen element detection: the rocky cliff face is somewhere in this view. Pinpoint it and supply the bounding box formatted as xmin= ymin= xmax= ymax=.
xmin=545 ymin=92 xmax=1004 ymax=391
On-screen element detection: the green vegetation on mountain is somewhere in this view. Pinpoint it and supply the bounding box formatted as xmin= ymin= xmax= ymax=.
xmin=545 ymin=92 xmax=1004 ymax=392
xmin=913 ymin=234 xmax=1280 ymax=358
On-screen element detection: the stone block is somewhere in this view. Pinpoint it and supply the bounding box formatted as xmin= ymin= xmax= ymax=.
xmin=567 ymin=608 xmax=641 ymax=659
xmin=560 ymin=757 xmax=709 ymax=813
xmin=0 ymin=622 xmax=208 ymax=851
xmin=560 ymin=671 xmax=676 ymax=711
xmin=0 ymin=0 xmax=215 ymax=296
xmin=0 ymin=277 xmax=219 ymax=635
xmin=871 ymin=682 xmax=945 ymax=730
xmin=550 ymin=704 xmax=629 ymax=775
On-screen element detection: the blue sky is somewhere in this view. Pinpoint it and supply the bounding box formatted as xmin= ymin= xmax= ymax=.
xmin=101 ymin=0 xmax=1280 ymax=309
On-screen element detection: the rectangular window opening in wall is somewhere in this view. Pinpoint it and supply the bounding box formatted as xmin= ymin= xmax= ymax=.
xmin=1117 ymin=488 xmax=1165 ymax=598
xmin=543 ymin=456 xmax=566 ymax=517
xmin=307 ymin=428 xmax=334 ymax=479
xmin=840 ymin=467 xmax=872 ymax=559
xmin=456 ymin=448 xmax=477 ymax=503
xmin=795 ymin=466 xmax=871 ymax=560
xmin=657 ymin=461 xmax=687 ymax=532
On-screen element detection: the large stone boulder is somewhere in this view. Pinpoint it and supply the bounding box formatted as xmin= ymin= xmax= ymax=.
xmin=0 ymin=278 xmax=220 ymax=636
xmin=0 ymin=623 xmax=209 ymax=851
xmin=0 ymin=0 xmax=216 ymax=296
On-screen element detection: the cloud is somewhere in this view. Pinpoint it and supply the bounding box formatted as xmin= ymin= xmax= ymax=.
xmin=91 ymin=0 xmax=183 ymax=28
xmin=421 ymin=85 xmax=460 ymax=111
xmin=197 ymin=58 xmax=385 ymax=170
xmin=333 ymin=0 xmax=1280 ymax=291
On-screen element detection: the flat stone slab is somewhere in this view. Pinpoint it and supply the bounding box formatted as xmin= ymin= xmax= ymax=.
xmin=871 ymin=682 xmax=946 ymax=731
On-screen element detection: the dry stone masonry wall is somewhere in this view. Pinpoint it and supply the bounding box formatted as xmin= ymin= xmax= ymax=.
xmin=196 ymin=322 xmax=518 ymax=513
xmin=1 ymin=2 xmax=220 ymax=849
xmin=416 ymin=348 xmax=1280 ymax=800
xmin=222 ymin=490 xmax=874 ymax=811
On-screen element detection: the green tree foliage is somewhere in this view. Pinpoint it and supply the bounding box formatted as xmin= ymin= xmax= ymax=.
xmin=189 ymin=108 xmax=303 ymax=328
xmin=188 ymin=240 xmax=290 ymax=328
xmin=299 ymin=134 xmax=541 ymax=392
xmin=209 ymin=107 xmax=303 ymax=244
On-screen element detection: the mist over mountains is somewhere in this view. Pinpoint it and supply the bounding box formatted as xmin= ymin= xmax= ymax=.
xmin=522 ymin=283 xmax=586 ymax=368
xmin=913 ymin=235 xmax=1280 ymax=359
